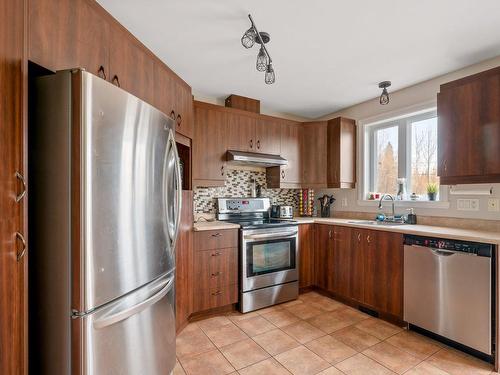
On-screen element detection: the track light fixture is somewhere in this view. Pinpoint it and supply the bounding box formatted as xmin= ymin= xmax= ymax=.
xmin=241 ymin=14 xmax=275 ymax=84
xmin=378 ymin=81 xmax=391 ymax=105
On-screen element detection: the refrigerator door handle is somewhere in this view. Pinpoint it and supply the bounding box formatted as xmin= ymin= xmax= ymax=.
xmin=93 ymin=275 xmax=174 ymax=329
xmin=165 ymin=128 xmax=182 ymax=250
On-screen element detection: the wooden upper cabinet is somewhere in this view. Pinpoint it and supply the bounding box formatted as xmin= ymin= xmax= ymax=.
xmin=255 ymin=118 xmax=281 ymax=155
xmin=327 ymin=117 xmax=356 ymax=188
xmin=153 ymin=63 xmax=193 ymax=138
xmin=29 ymin=0 xmax=109 ymax=77
xmin=301 ymin=122 xmax=328 ymax=188
xmin=364 ymin=231 xmax=403 ymax=318
xmin=109 ymin=28 xmax=154 ymax=105
xmin=227 ymin=113 xmax=256 ymax=152
xmin=437 ymin=66 xmax=500 ymax=184
xmin=192 ymin=103 xmax=226 ymax=186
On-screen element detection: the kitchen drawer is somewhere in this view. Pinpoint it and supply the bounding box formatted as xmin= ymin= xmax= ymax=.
xmin=193 ymin=285 xmax=238 ymax=312
xmin=194 ymin=229 xmax=238 ymax=251
xmin=194 ymin=247 xmax=238 ymax=289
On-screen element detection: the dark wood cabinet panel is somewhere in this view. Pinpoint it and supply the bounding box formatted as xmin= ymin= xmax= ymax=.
xmin=172 ymin=78 xmax=193 ymax=139
xmin=175 ymin=191 xmax=193 ymax=331
xmin=194 ymin=247 xmax=238 ymax=289
xmin=364 ymin=231 xmax=403 ymax=318
xmin=438 ymin=66 xmax=500 ymax=184
xmin=299 ymin=224 xmax=315 ymax=288
xmin=301 ymin=122 xmax=327 ymax=188
xmin=256 ymin=118 xmax=281 ymax=155
xmin=193 ymin=229 xmax=238 ymax=252
xmin=331 ymin=226 xmax=352 ymax=296
xmin=314 ymin=224 xmax=332 ymax=290
xmin=193 ymin=285 xmax=238 ymax=313
xmin=225 ymin=94 xmax=260 ymax=113
xmin=109 ymin=27 xmax=154 ymax=105
xmin=349 ymin=229 xmax=365 ymax=302
xmin=29 ymin=0 xmax=109 ymax=77
xmin=281 ymin=121 xmax=302 ymax=184
xmin=1 ymin=0 xmax=26 ymax=372
xmin=327 ymin=117 xmax=356 ymax=189
xmin=192 ymin=104 xmax=227 ymax=185
xmin=226 ymin=113 xmax=256 ymax=152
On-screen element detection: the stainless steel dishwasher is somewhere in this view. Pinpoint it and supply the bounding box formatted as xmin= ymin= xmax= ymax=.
xmin=404 ymin=235 xmax=494 ymax=357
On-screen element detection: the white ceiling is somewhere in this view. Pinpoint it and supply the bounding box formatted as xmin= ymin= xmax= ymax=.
xmin=97 ymin=0 xmax=500 ymax=119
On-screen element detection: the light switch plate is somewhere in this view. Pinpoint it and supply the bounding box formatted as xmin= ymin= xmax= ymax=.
xmin=457 ymin=198 xmax=479 ymax=211
xmin=488 ymin=198 xmax=500 ymax=212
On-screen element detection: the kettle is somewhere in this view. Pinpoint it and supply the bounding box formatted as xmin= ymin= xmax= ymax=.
xmin=318 ymin=195 xmax=336 ymax=218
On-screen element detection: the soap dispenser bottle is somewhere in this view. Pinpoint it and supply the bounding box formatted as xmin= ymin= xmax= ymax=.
xmin=406 ymin=208 xmax=417 ymax=224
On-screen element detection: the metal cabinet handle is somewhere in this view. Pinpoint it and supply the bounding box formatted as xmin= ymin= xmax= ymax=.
xmin=357 ymin=233 xmax=361 ymax=242
xmin=15 ymin=171 xmax=26 ymax=203
xmin=97 ymin=65 xmax=107 ymax=80
xmin=281 ymin=170 xmax=285 ymax=179
xmin=211 ymin=252 xmax=222 ymax=256
xmin=211 ymin=272 xmax=222 ymax=277
xmin=249 ymin=139 xmax=253 ymax=149
xmin=366 ymin=235 xmax=371 ymax=244
xmin=257 ymin=140 xmax=261 ymax=149
xmin=221 ymin=165 xmax=224 ymax=176
xmin=211 ymin=232 xmax=221 ymax=237
xmin=176 ymin=114 xmax=182 ymax=127
xmin=170 ymin=110 xmax=176 ymax=120
xmin=111 ymin=75 xmax=120 ymax=87
xmin=211 ymin=290 xmax=222 ymax=296
xmin=328 ymin=229 xmax=332 ymax=239
xmin=15 ymin=232 xmax=27 ymax=261
xmin=443 ymin=160 xmax=447 ymax=172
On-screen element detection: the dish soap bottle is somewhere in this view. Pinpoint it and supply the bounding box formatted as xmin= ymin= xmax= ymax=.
xmin=406 ymin=208 xmax=417 ymax=225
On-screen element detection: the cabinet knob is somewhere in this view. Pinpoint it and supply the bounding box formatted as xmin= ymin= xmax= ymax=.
xmin=97 ymin=66 xmax=106 ymax=80
xmin=15 ymin=232 xmax=27 ymax=261
xmin=15 ymin=171 xmax=26 ymax=203
xmin=111 ymin=75 xmax=120 ymax=87
xmin=249 ymin=139 xmax=253 ymax=149
xmin=176 ymin=114 xmax=182 ymax=127
xmin=257 ymin=140 xmax=261 ymax=149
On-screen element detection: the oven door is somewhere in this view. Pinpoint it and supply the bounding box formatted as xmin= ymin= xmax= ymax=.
xmin=241 ymin=227 xmax=298 ymax=292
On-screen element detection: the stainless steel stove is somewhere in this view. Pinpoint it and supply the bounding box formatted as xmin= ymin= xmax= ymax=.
xmin=217 ymin=198 xmax=299 ymax=313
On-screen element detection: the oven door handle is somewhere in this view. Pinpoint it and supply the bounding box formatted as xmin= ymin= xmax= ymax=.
xmin=244 ymin=231 xmax=298 ymax=240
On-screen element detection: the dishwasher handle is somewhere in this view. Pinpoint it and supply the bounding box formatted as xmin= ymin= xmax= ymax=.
xmin=410 ymin=244 xmax=475 ymax=257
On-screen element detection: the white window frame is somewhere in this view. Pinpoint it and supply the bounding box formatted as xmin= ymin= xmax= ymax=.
xmin=357 ymin=101 xmax=450 ymax=209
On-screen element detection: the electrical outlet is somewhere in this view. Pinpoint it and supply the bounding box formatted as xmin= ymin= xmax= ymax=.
xmin=457 ymin=198 xmax=479 ymax=211
xmin=488 ymin=198 xmax=500 ymax=212
xmin=341 ymin=198 xmax=348 ymax=207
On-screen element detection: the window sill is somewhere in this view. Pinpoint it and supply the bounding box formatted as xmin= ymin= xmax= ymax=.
xmin=357 ymin=199 xmax=450 ymax=209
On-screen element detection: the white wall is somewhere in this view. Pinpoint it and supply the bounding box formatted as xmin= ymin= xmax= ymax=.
xmin=316 ymin=55 xmax=500 ymax=221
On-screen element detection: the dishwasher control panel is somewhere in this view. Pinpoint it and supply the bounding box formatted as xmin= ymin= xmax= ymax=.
xmin=404 ymin=235 xmax=493 ymax=257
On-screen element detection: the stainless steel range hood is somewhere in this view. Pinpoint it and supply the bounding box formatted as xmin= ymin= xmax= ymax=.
xmin=226 ymin=150 xmax=288 ymax=167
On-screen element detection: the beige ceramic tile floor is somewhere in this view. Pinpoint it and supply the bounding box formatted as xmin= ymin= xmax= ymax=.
xmin=174 ymin=291 xmax=495 ymax=375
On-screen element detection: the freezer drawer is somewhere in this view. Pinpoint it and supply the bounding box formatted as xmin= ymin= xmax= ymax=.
xmin=404 ymin=244 xmax=492 ymax=355
xmin=72 ymin=273 xmax=176 ymax=375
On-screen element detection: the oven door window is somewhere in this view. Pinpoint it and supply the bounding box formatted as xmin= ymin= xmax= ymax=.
xmin=246 ymin=238 xmax=296 ymax=277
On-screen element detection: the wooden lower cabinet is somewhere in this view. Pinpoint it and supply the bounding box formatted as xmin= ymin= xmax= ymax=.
xmin=298 ymin=224 xmax=315 ymax=288
xmin=313 ymin=224 xmax=404 ymax=319
xmin=192 ymin=230 xmax=239 ymax=313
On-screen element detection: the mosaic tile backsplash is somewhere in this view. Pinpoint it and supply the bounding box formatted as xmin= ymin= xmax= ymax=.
xmin=194 ymin=168 xmax=300 ymax=213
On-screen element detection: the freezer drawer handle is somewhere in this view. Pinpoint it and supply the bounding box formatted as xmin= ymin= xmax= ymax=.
xmin=93 ymin=276 xmax=174 ymax=329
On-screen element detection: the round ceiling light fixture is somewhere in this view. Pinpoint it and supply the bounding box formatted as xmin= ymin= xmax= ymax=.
xmin=241 ymin=14 xmax=275 ymax=84
xmin=378 ymin=81 xmax=392 ymax=105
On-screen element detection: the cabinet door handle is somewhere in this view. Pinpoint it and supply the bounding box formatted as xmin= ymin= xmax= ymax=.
xmin=111 ymin=75 xmax=120 ymax=87
xmin=257 ymin=140 xmax=260 ymax=149
xmin=15 ymin=232 xmax=27 ymax=261
xmin=211 ymin=232 xmax=221 ymax=237
xmin=97 ymin=65 xmax=107 ymax=80
xmin=357 ymin=233 xmax=361 ymax=242
xmin=211 ymin=290 xmax=222 ymax=296
xmin=170 ymin=110 xmax=176 ymax=120
xmin=249 ymin=139 xmax=253 ymax=149
xmin=281 ymin=170 xmax=285 ymax=179
xmin=443 ymin=160 xmax=447 ymax=172
xmin=15 ymin=171 xmax=26 ymax=203
xmin=176 ymin=114 xmax=182 ymax=127
xmin=221 ymin=165 xmax=224 ymax=176
xmin=366 ymin=235 xmax=371 ymax=244
xmin=211 ymin=252 xmax=222 ymax=256
xmin=328 ymin=229 xmax=332 ymax=239
xmin=211 ymin=272 xmax=222 ymax=277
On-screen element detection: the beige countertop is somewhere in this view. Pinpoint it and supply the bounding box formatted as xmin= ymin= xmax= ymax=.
xmin=193 ymin=217 xmax=500 ymax=244
xmin=193 ymin=221 xmax=240 ymax=231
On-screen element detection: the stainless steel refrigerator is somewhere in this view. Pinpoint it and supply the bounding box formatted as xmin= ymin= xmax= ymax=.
xmin=29 ymin=69 xmax=182 ymax=375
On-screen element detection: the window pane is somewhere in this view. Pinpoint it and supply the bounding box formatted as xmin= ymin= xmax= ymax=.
xmin=410 ymin=117 xmax=439 ymax=197
xmin=375 ymin=126 xmax=398 ymax=195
